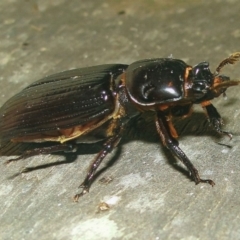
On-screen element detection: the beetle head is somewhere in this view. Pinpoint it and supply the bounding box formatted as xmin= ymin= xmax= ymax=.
xmin=191 ymin=52 xmax=240 ymax=101
xmin=191 ymin=61 xmax=214 ymax=100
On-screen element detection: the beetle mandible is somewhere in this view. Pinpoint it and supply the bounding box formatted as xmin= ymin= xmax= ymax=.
xmin=1 ymin=52 xmax=240 ymax=201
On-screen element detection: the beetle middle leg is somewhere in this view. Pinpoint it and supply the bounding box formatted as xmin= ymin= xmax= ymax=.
xmin=155 ymin=111 xmax=215 ymax=186
xmin=74 ymin=120 xmax=125 ymax=202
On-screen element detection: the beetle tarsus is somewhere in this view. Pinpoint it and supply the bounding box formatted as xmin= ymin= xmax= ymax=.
xmin=203 ymin=103 xmax=232 ymax=139
xmin=191 ymin=167 xmax=215 ymax=186
xmin=209 ymin=118 xmax=233 ymax=140
xmin=5 ymin=156 xmax=23 ymax=164
xmin=197 ymin=179 xmax=215 ymax=186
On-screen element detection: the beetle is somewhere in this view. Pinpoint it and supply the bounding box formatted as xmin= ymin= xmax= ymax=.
xmin=1 ymin=52 xmax=240 ymax=201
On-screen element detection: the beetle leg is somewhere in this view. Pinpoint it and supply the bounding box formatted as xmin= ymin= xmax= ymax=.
xmin=5 ymin=143 xmax=76 ymax=164
xmin=74 ymin=123 xmax=124 ymax=202
xmin=201 ymin=101 xmax=232 ymax=139
xmin=155 ymin=111 xmax=215 ymax=186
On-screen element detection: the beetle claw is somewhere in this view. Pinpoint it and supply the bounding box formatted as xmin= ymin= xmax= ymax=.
xmin=72 ymin=181 xmax=90 ymax=202
xmin=223 ymin=131 xmax=233 ymax=140
xmin=196 ymin=178 xmax=215 ymax=187
xmin=73 ymin=188 xmax=89 ymax=202
xmin=191 ymin=167 xmax=215 ymax=187
xmin=209 ymin=118 xmax=233 ymax=140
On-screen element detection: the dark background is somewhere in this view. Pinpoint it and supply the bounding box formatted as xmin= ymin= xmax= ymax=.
xmin=1 ymin=1 xmax=240 ymax=239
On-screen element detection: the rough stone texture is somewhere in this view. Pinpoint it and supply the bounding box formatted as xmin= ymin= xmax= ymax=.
xmin=1 ymin=1 xmax=240 ymax=239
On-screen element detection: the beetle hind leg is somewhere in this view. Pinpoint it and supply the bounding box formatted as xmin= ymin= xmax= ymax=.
xmin=155 ymin=111 xmax=215 ymax=186
xmin=5 ymin=143 xmax=76 ymax=164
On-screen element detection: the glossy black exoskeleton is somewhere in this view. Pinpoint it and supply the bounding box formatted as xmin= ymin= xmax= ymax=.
xmin=1 ymin=52 xmax=240 ymax=201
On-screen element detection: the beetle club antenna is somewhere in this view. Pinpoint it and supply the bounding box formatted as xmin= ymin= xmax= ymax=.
xmin=212 ymin=79 xmax=240 ymax=91
xmin=214 ymin=52 xmax=240 ymax=76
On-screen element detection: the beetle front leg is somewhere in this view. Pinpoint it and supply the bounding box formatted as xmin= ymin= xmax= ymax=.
xmin=201 ymin=101 xmax=232 ymax=139
xmin=155 ymin=111 xmax=215 ymax=186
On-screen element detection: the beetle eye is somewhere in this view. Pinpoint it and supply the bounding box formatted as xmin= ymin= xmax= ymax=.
xmin=218 ymin=74 xmax=230 ymax=82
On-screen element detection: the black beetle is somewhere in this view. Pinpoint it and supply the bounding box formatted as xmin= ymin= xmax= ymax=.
xmin=1 ymin=53 xmax=240 ymax=201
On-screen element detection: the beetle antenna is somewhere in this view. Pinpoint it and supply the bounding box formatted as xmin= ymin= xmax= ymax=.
xmin=214 ymin=52 xmax=240 ymax=76
xmin=212 ymin=79 xmax=240 ymax=90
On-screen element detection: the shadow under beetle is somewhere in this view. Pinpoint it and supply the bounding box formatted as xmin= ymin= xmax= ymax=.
xmin=1 ymin=52 xmax=240 ymax=201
